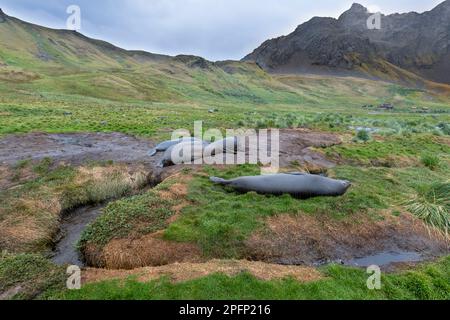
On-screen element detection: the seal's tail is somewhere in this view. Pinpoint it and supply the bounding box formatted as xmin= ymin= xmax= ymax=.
xmin=210 ymin=177 xmax=230 ymax=185
xmin=148 ymin=148 xmax=157 ymax=157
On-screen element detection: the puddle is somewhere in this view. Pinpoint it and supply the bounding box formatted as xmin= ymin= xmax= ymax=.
xmin=52 ymin=205 xmax=105 ymax=266
xmin=345 ymin=251 xmax=423 ymax=267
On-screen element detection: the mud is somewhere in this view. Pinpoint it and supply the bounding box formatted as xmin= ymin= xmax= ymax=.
xmin=0 ymin=132 xmax=162 ymax=169
xmin=0 ymin=130 xmax=340 ymax=191
xmin=245 ymin=213 xmax=449 ymax=270
xmin=276 ymin=129 xmax=340 ymax=170
xmin=0 ymin=129 xmax=339 ymax=169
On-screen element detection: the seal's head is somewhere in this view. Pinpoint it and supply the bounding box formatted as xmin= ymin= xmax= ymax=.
xmin=341 ymin=180 xmax=352 ymax=191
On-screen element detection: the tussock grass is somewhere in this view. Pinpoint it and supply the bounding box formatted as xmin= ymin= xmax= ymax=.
xmin=421 ymin=153 xmax=441 ymax=170
xmin=404 ymin=183 xmax=450 ymax=236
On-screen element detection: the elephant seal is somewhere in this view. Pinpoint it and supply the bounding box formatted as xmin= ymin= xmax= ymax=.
xmin=204 ymin=137 xmax=243 ymax=156
xmin=210 ymin=173 xmax=351 ymax=199
xmin=149 ymin=137 xmax=204 ymax=157
xmin=159 ymin=140 xmax=209 ymax=167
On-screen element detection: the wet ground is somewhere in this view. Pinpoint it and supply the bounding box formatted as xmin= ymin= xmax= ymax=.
xmin=0 ymin=130 xmax=339 ymax=169
xmin=345 ymin=251 xmax=423 ymax=267
xmin=0 ymin=132 xmax=158 ymax=167
xmin=52 ymin=205 xmax=105 ymax=266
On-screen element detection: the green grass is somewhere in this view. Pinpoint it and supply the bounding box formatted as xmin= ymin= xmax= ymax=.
xmin=421 ymin=153 xmax=441 ymax=170
xmin=165 ymin=165 xmax=449 ymax=257
xmin=78 ymin=164 xmax=450 ymax=259
xmin=78 ymin=182 xmax=181 ymax=248
xmin=52 ymin=256 xmax=450 ymax=300
xmin=0 ymin=253 xmax=66 ymax=300
xmin=404 ymin=183 xmax=450 ymax=235
xmin=328 ymin=135 xmax=450 ymax=166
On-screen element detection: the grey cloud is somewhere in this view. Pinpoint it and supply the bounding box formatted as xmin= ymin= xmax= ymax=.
xmin=0 ymin=0 xmax=443 ymax=60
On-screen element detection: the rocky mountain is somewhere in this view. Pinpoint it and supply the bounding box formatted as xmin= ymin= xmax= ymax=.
xmin=244 ymin=1 xmax=450 ymax=85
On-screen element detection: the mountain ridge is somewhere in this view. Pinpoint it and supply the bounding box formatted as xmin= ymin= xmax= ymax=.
xmin=244 ymin=1 xmax=450 ymax=85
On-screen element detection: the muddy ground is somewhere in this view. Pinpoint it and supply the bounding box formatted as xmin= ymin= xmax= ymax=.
xmin=0 ymin=129 xmax=340 ymax=190
xmin=244 ymin=213 xmax=449 ymax=270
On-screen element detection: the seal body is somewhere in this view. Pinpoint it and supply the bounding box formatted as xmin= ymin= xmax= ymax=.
xmin=204 ymin=137 xmax=242 ymax=156
xmin=149 ymin=137 xmax=204 ymax=157
xmin=159 ymin=141 xmax=209 ymax=167
xmin=210 ymin=173 xmax=351 ymax=198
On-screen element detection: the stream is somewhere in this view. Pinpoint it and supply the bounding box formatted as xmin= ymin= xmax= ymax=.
xmin=345 ymin=251 xmax=423 ymax=267
xmin=51 ymin=205 xmax=106 ymax=266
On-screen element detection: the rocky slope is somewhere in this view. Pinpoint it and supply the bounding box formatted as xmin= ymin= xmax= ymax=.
xmin=244 ymin=2 xmax=450 ymax=85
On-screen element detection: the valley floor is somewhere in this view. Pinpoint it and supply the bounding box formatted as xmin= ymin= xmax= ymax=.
xmin=0 ymin=72 xmax=449 ymax=300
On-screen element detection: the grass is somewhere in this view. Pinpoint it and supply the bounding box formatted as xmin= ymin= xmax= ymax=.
xmin=0 ymin=253 xmax=66 ymax=300
xmin=78 ymin=164 xmax=450 ymax=260
xmin=78 ymin=182 xmax=180 ymax=248
xmin=51 ymin=256 xmax=450 ymax=300
xmin=421 ymin=153 xmax=441 ymax=170
xmin=0 ymin=162 xmax=150 ymax=254
xmin=404 ymin=183 xmax=450 ymax=235
xmin=328 ymin=134 xmax=450 ymax=167
xmin=356 ymin=129 xmax=371 ymax=142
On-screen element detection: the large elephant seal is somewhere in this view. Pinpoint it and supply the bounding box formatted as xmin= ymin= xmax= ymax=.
xmin=149 ymin=137 xmax=204 ymax=157
xmin=159 ymin=140 xmax=209 ymax=167
xmin=210 ymin=173 xmax=351 ymax=199
xmin=204 ymin=137 xmax=243 ymax=157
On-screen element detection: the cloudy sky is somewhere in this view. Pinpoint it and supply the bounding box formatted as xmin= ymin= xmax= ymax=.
xmin=1 ymin=0 xmax=444 ymax=60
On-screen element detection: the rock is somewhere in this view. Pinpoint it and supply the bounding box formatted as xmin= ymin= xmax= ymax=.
xmin=0 ymin=8 xmax=6 ymax=23
xmin=243 ymin=2 xmax=450 ymax=84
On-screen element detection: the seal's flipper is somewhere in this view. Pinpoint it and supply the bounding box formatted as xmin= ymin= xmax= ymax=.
xmin=148 ymin=149 xmax=157 ymax=157
xmin=157 ymin=160 xmax=165 ymax=168
xmin=210 ymin=177 xmax=231 ymax=185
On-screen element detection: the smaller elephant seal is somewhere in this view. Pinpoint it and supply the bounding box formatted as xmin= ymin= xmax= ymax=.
xmin=210 ymin=173 xmax=351 ymax=199
xmin=159 ymin=140 xmax=209 ymax=167
xmin=149 ymin=137 xmax=204 ymax=157
xmin=204 ymin=137 xmax=243 ymax=156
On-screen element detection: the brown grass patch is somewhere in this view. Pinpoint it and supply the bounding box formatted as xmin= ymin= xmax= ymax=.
xmin=99 ymin=231 xmax=203 ymax=269
xmin=83 ymin=259 xmax=322 ymax=284
xmin=75 ymin=165 xmax=149 ymax=190
xmin=0 ymin=163 xmax=152 ymax=254
xmin=158 ymin=182 xmax=189 ymax=201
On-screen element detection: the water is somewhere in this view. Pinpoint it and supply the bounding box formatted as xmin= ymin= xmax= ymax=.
xmin=51 ymin=205 xmax=105 ymax=266
xmin=346 ymin=251 xmax=423 ymax=267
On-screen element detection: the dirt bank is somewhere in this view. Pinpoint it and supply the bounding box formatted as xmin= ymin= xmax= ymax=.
xmin=244 ymin=213 xmax=449 ymax=269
